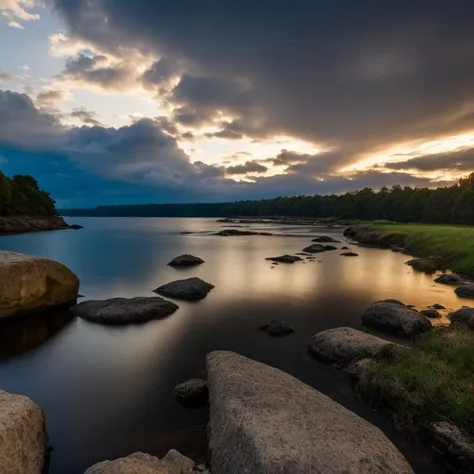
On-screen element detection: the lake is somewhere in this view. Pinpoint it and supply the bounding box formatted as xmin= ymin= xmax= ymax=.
xmin=0 ymin=217 xmax=461 ymax=473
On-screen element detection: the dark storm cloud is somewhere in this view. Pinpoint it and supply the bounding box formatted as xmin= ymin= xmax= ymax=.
xmin=225 ymin=161 xmax=268 ymax=175
xmin=61 ymin=53 xmax=133 ymax=89
xmin=48 ymin=0 xmax=474 ymax=162
xmin=142 ymin=57 xmax=182 ymax=89
xmin=70 ymin=107 xmax=103 ymax=126
xmin=385 ymin=148 xmax=474 ymax=172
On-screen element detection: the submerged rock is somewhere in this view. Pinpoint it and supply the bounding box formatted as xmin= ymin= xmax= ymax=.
xmin=0 ymin=391 xmax=48 ymax=474
xmin=154 ymin=277 xmax=214 ymax=301
xmin=340 ymin=251 xmax=359 ymax=257
xmin=0 ymin=251 xmax=79 ymax=318
xmin=168 ymin=254 xmax=204 ymax=267
xmin=420 ymin=309 xmax=441 ymax=319
xmin=432 ymin=303 xmax=446 ymax=310
xmin=69 ymin=224 xmax=84 ymax=230
xmin=259 ymin=319 xmax=295 ymax=336
xmin=450 ymin=307 xmax=474 ymax=328
xmin=71 ymin=297 xmax=178 ymax=324
xmin=312 ymin=235 xmax=340 ymax=243
xmin=174 ymin=378 xmax=208 ymax=408
xmin=206 ymin=351 xmax=414 ymax=474
xmin=302 ymin=243 xmax=326 ymax=253
xmin=429 ymin=422 xmax=474 ymax=472
xmin=85 ymin=450 xmax=196 ymax=474
xmin=455 ymin=285 xmax=474 ymax=299
xmin=308 ymin=327 xmax=399 ymax=365
xmin=435 ymin=273 xmax=464 ymax=285
xmin=265 ymin=255 xmax=302 ymax=264
xmin=362 ymin=301 xmax=432 ymax=337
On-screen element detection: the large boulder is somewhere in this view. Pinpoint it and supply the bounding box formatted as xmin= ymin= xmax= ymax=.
xmin=455 ymin=285 xmax=474 ymax=299
xmin=0 ymin=391 xmax=48 ymax=474
xmin=154 ymin=277 xmax=214 ymax=301
xmin=168 ymin=255 xmax=204 ymax=267
xmin=71 ymin=297 xmax=178 ymax=325
xmin=0 ymin=251 xmax=79 ymax=318
xmin=429 ymin=422 xmax=474 ymax=472
xmin=308 ymin=327 xmax=399 ymax=365
xmin=302 ymin=243 xmax=326 ymax=253
xmin=174 ymin=378 xmax=209 ymax=408
xmin=361 ymin=301 xmax=432 ymax=337
xmin=450 ymin=307 xmax=474 ymax=328
xmin=206 ymin=351 xmax=414 ymax=474
xmin=85 ymin=450 xmax=196 ymax=474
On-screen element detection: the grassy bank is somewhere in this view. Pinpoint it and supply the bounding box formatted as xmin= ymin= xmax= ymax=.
xmin=371 ymin=223 xmax=474 ymax=276
xmin=356 ymin=325 xmax=474 ymax=435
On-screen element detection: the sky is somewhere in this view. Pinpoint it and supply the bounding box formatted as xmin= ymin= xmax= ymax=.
xmin=0 ymin=1 xmax=473 ymax=207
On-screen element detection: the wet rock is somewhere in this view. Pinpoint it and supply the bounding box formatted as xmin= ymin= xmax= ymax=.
xmin=302 ymin=243 xmax=326 ymax=253
xmin=429 ymin=422 xmax=474 ymax=472
xmin=340 ymin=251 xmax=359 ymax=257
xmin=85 ymin=450 xmax=195 ymax=473
xmin=154 ymin=277 xmax=214 ymax=301
xmin=0 ymin=391 xmax=48 ymax=474
xmin=207 ymin=351 xmax=414 ymax=474
xmin=420 ymin=309 xmax=441 ymax=319
xmin=71 ymin=297 xmax=179 ymax=324
xmin=69 ymin=224 xmax=84 ymax=230
xmin=216 ymin=229 xmax=272 ymax=236
xmin=406 ymin=258 xmax=440 ymax=274
xmin=450 ymin=307 xmax=474 ymax=328
xmin=308 ymin=327 xmax=398 ymax=365
xmin=265 ymin=255 xmax=302 ymax=264
xmin=0 ymin=251 xmax=79 ymax=318
xmin=312 ymin=236 xmax=340 ymax=243
xmin=435 ymin=273 xmax=464 ymax=285
xmin=168 ymin=255 xmax=204 ymax=267
xmin=174 ymin=378 xmax=208 ymax=408
xmin=455 ymin=285 xmax=474 ymax=299
xmin=323 ymin=245 xmax=338 ymax=251
xmin=432 ymin=303 xmax=445 ymax=310
xmin=362 ymin=301 xmax=432 ymax=337
xmin=259 ymin=319 xmax=295 ymax=337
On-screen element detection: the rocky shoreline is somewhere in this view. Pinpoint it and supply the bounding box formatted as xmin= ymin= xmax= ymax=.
xmin=0 ymin=216 xmax=79 ymax=235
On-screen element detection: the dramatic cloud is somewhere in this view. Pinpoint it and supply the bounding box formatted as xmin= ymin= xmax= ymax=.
xmin=225 ymin=161 xmax=268 ymax=175
xmin=36 ymin=89 xmax=67 ymax=106
xmin=0 ymin=0 xmax=40 ymax=28
xmin=69 ymin=108 xmax=103 ymax=126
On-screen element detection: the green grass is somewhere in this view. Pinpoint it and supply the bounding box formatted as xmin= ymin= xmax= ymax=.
xmin=356 ymin=325 xmax=474 ymax=435
xmin=372 ymin=223 xmax=474 ymax=276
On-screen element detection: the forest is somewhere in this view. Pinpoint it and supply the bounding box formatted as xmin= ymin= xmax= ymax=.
xmin=0 ymin=171 xmax=57 ymax=217
xmin=61 ymin=173 xmax=474 ymax=225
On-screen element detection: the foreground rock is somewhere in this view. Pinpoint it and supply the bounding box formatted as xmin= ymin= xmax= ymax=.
xmin=71 ymin=297 xmax=178 ymax=324
xmin=154 ymin=277 xmax=214 ymax=301
xmin=259 ymin=319 xmax=295 ymax=336
xmin=429 ymin=422 xmax=474 ymax=472
xmin=450 ymin=307 xmax=474 ymax=328
xmin=0 ymin=251 xmax=79 ymax=318
xmin=174 ymin=378 xmax=208 ymax=408
xmin=302 ymin=243 xmax=326 ymax=253
xmin=435 ymin=273 xmax=464 ymax=285
xmin=0 ymin=391 xmax=48 ymax=474
xmin=85 ymin=450 xmax=197 ymax=474
xmin=168 ymin=254 xmax=204 ymax=267
xmin=308 ymin=327 xmax=400 ymax=365
xmin=312 ymin=235 xmax=340 ymax=243
xmin=265 ymin=255 xmax=302 ymax=264
xmin=362 ymin=301 xmax=432 ymax=337
xmin=207 ymin=351 xmax=413 ymax=474
xmin=0 ymin=215 xmax=70 ymax=234
xmin=455 ymin=285 xmax=474 ymax=299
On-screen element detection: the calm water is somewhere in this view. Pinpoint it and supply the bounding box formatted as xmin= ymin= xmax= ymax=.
xmin=0 ymin=218 xmax=463 ymax=474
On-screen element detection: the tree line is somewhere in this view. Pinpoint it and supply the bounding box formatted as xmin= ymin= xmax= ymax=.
xmin=60 ymin=172 xmax=474 ymax=225
xmin=0 ymin=172 xmax=57 ymax=217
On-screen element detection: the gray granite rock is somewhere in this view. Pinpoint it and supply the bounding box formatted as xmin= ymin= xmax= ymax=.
xmin=71 ymin=297 xmax=178 ymax=325
xmin=168 ymin=255 xmax=204 ymax=267
xmin=308 ymin=327 xmax=398 ymax=365
xmin=362 ymin=301 xmax=432 ymax=337
xmin=174 ymin=378 xmax=208 ymax=408
xmin=154 ymin=277 xmax=214 ymax=301
xmin=0 ymin=251 xmax=79 ymax=318
xmin=0 ymin=391 xmax=48 ymax=474
xmin=206 ymin=350 xmax=414 ymax=474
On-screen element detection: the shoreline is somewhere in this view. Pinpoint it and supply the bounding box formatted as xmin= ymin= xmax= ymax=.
xmin=0 ymin=216 xmax=74 ymax=235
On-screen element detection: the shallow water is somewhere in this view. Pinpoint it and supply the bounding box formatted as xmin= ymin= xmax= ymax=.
xmin=0 ymin=217 xmax=463 ymax=473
